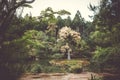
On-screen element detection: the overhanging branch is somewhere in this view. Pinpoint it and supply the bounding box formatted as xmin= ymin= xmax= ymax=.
xmin=9 ymin=0 xmax=35 ymax=11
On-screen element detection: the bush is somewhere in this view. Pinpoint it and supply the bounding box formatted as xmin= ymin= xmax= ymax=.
xmin=91 ymin=47 xmax=111 ymax=72
xmin=50 ymin=59 xmax=89 ymax=73
xmin=69 ymin=65 xmax=82 ymax=73
xmin=41 ymin=65 xmax=64 ymax=73
xmin=51 ymin=53 xmax=64 ymax=59
xmin=30 ymin=63 xmax=42 ymax=73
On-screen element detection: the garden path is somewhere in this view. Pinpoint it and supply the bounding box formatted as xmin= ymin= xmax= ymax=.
xmin=19 ymin=72 xmax=98 ymax=80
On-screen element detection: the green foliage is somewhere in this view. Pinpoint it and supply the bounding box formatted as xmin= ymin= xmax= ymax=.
xmin=93 ymin=47 xmax=111 ymax=62
xmin=0 ymin=36 xmax=30 ymax=80
xmin=72 ymin=10 xmax=85 ymax=34
xmin=50 ymin=59 xmax=89 ymax=73
xmin=21 ymin=3 xmax=33 ymax=8
xmin=41 ymin=66 xmax=64 ymax=73
xmin=57 ymin=10 xmax=71 ymax=15
xmin=69 ymin=65 xmax=83 ymax=73
xmin=30 ymin=63 xmax=42 ymax=73
xmin=79 ymin=39 xmax=92 ymax=59
xmin=64 ymin=16 xmax=72 ymax=27
xmin=21 ymin=30 xmax=53 ymax=59
xmin=0 ymin=2 xmax=86 ymax=79
xmin=51 ymin=53 xmax=64 ymax=59
xmin=56 ymin=16 xmax=65 ymax=28
xmin=22 ymin=30 xmax=46 ymax=48
xmin=88 ymin=0 xmax=120 ymax=73
xmin=39 ymin=7 xmax=71 ymax=24
xmin=90 ymin=30 xmax=111 ymax=46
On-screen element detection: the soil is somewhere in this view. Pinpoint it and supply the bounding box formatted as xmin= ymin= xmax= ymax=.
xmin=99 ymin=72 xmax=120 ymax=80
xmin=19 ymin=72 xmax=98 ymax=80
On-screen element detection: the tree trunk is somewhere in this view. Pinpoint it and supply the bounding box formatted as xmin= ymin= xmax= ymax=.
xmin=67 ymin=52 xmax=71 ymax=60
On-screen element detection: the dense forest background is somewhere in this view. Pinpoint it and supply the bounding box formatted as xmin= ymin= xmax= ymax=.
xmin=0 ymin=0 xmax=120 ymax=80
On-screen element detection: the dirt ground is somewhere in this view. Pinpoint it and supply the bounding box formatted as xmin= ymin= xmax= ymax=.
xmin=19 ymin=72 xmax=98 ymax=80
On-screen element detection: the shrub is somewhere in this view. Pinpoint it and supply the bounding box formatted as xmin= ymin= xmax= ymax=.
xmin=50 ymin=59 xmax=89 ymax=73
xmin=69 ymin=65 xmax=82 ymax=73
xmin=91 ymin=47 xmax=113 ymax=72
xmin=42 ymin=66 xmax=64 ymax=73
xmin=51 ymin=53 xmax=64 ymax=59
xmin=30 ymin=63 xmax=42 ymax=73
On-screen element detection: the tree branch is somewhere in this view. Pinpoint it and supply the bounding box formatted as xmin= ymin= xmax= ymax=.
xmin=9 ymin=0 xmax=35 ymax=11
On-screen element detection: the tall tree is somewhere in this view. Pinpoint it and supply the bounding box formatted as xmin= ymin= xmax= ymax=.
xmin=72 ymin=10 xmax=85 ymax=35
xmin=0 ymin=0 xmax=35 ymax=79
xmin=64 ymin=16 xmax=72 ymax=27
xmin=59 ymin=26 xmax=81 ymax=60
xmin=0 ymin=0 xmax=35 ymax=46
xmin=39 ymin=7 xmax=71 ymax=25
xmin=90 ymin=0 xmax=120 ymax=71
xmin=56 ymin=16 xmax=65 ymax=29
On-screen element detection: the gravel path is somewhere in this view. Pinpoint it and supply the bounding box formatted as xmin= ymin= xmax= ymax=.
xmin=19 ymin=72 xmax=98 ymax=80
